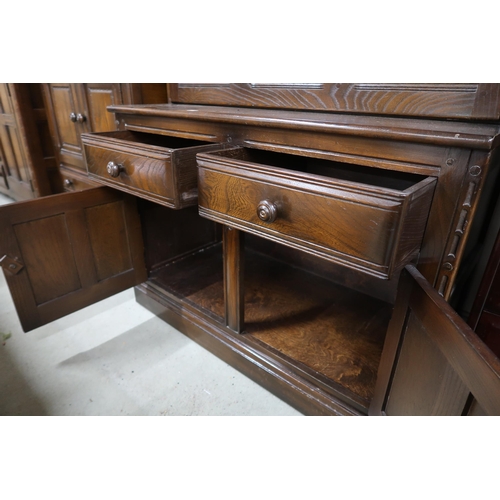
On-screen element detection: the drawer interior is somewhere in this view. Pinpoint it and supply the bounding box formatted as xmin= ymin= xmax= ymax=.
xmin=93 ymin=130 xmax=213 ymax=150
xmin=207 ymin=147 xmax=428 ymax=191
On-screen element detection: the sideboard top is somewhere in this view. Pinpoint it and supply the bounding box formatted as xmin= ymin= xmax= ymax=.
xmin=109 ymin=103 xmax=500 ymax=150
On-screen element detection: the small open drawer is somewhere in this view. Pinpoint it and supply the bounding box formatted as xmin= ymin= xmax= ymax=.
xmin=197 ymin=147 xmax=437 ymax=279
xmin=82 ymin=130 xmax=225 ymax=209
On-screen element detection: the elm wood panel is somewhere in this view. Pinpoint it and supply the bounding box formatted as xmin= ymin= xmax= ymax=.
xmin=111 ymin=103 xmax=500 ymax=150
xmin=332 ymin=84 xmax=500 ymax=120
xmin=13 ymin=215 xmax=82 ymax=305
xmin=82 ymin=84 xmax=122 ymax=133
xmin=85 ymin=201 xmax=133 ymax=281
xmin=223 ymin=226 xmax=244 ymax=333
xmin=83 ymin=131 xmax=226 ymax=208
xmin=198 ymin=170 xmax=398 ymax=278
xmin=0 ymin=187 xmax=147 ymax=332
xmin=371 ymin=266 xmax=500 ymax=416
xmin=84 ymin=140 xmax=176 ymax=205
xmin=197 ymin=150 xmax=436 ymax=279
xmin=170 ymin=83 xmax=500 ymax=120
xmin=384 ymin=313 xmax=471 ymax=416
xmin=243 ymin=255 xmax=391 ymax=406
xmin=135 ymin=284 xmax=358 ymax=416
xmin=150 ymin=245 xmax=390 ymax=408
xmin=43 ymin=84 xmax=86 ymax=170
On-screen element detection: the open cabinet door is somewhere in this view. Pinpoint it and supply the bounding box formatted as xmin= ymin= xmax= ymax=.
xmin=370 ymin=265 xmax=500 ymax=416
xmin=0 ymin=187 xmax=147 ymax=332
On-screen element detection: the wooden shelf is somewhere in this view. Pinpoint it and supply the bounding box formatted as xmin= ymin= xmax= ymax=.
xmin=149 ymin=243 xmax=392 ymax=409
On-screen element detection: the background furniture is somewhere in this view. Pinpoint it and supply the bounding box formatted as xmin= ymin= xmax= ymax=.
xmin=0 ymin=84 xmax=53 ymax=201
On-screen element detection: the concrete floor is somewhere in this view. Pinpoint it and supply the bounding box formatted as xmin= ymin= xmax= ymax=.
xmin=0 ymin=192 xmax=301 ymax=416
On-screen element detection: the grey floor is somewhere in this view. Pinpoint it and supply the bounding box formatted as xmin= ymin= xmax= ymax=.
xmin=0 ymin=192 xmax=301 ymax=416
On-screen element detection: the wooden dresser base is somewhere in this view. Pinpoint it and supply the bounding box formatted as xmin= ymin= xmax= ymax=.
xmin=134 ymin=244 xmax=393 ymax=416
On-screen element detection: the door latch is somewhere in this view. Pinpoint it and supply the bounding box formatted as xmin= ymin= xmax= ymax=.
xmin=0 ymin=255 xmax=24 ymax=275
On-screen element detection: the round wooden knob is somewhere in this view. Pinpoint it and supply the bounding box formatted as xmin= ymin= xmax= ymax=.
xmin=69 ymin=112 xmax=77 ymax=122
xmin=76 ymin=113 xmax=86 ymax=123
xmin=257 ymin=200 xmax=277 ymax=223
xmin=107 ymin=161 xmax=124 ymax=178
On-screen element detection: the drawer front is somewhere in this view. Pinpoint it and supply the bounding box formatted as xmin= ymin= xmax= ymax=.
xmin=197 ymin=148 xmax=436 ymax=279
xmin=60 ymin=171 xmax=98 ymax=192
xmin=82 ymin=131 xmax=225 ymax=209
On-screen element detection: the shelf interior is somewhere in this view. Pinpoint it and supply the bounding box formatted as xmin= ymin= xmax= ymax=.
xmin=148 ymin=242 xmax=392 ymax=407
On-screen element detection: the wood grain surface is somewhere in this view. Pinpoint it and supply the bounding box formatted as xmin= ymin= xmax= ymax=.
xmin=198 ymin=147 xmax=436 ymax=279
xmin=169 ymin=83 xmax=500 ymax=120
xmin=150 ymin=243 xmax=392 ymax=405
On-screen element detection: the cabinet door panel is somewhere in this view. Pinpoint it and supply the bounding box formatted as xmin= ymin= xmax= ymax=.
xmin=44 ymin=84 xmax=84 ymax=170
xmin=0 ymin=187 xmax=147 ymax=331
xmin=370 ymin=265 xmax=500 ymax=416
xmin=82 ymin=83 xmax=122 ymax=133
xmin=49 ymin=84 xmax=81 ymax=153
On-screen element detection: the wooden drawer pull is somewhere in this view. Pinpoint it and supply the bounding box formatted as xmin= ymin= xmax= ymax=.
xmin=107 ymin=161 xmax=124 ymax=178
xmin=257 ymin=200 xmax=277 ymax=223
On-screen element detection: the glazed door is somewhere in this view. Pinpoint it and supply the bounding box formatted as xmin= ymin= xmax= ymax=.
xmin=0 ymin=187 xmax=147 ymax=332
xmin=370 ymin=265 xmax=500 ymax=416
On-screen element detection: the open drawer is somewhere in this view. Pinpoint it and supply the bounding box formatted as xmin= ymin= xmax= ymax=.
xmin=82 ymin=130 xmax=225 ymax=209
xmin=197 ymin=147 xmax=437 ymax=280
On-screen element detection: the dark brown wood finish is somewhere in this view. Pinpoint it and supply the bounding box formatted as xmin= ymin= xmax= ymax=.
xmin=3 ymin=84 xmax=500 ymax=416
xmin=223 ymin=226 xmax=244 ymax=333
xmin=43 ymin=84 xmax=90 ymax=172
xmin=0 ymin=187 xmax=147 ymax=331
xmin=198 ymin=146 xmax=436 ymax=279
xmin=43 ymin=83 xmax=168 ymax=194
xmin=170 ymin=83 xmax=500 ymax=120
xmin=82 ymin=130 xmax=226 ymax=208
xmin=0 ymin=84 xmax=58 ymax=200
xmin=370 ymin=265 xmax=500 ymax=416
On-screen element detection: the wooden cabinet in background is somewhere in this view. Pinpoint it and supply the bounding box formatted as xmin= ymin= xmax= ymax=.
xmin=42 ymin=83 xmax=167 ymax=192
xmin=0 ymin=84 xmax=53 ymax=201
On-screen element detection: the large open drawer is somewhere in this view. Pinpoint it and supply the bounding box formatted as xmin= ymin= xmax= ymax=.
xmin=197 ymin=146 xmax=437 ymax=279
